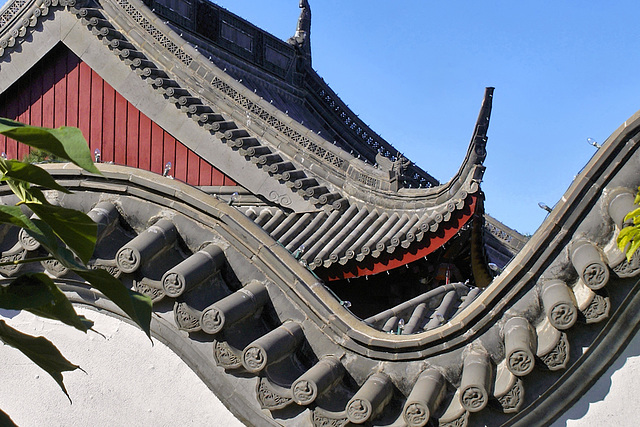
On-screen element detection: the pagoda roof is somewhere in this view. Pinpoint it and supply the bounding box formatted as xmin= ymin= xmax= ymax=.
xmin=0 ymin=0 xmax=523 ymax=277
xmin=148 ymin=0 xmax=439 ymax=188
xmin=2 ymin=1 xmax=640 ymax=426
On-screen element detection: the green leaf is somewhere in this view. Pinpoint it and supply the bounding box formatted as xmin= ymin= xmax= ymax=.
xmin=628 ymin=239 xmax=640 ymax=262
xmin=0 ymin=273 xmax=93 ymax=332
xmin=0 ymin=118 xmax=100 ymax=175
xmin=0 ymin=159 xmax=70 ymax=193
xmin=618 ymin=232 xmax=632 ymax=250
xmin=30 ymin=220 xmax=85 ymax=271
xmin=0 ymin=204 xmax=33 ymax=229
xmin=0 ymin=273 xmax=58 ymax=310
xmin=0 ymin=319 xmax=79 ymax=399
xmin=624 ymin=207 xmax=640 ymax=223
xmin=0 ymin=205 xmax=85 ymax=270
xmin=74 ymin=268 xmax=152 ymax=338
xmin=28 ymin=204 xmax=97 ymax=264
xmin=618 ymin=222 xmax=640 ymax=261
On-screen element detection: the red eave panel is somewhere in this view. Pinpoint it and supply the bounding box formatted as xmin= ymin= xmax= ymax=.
xmin=0 ymin=44 xmax=236 ymax=188
xmin=324 ymin=195 xmax=479 ymax=281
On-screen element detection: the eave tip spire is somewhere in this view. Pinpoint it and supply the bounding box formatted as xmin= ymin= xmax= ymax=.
xmin=287 ymin=0 xmax=311 ymax=59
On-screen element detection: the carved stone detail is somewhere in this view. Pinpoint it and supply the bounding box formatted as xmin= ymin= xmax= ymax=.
xmin=507 ymin=350 xmax=533 ymax=376
xmin=549 ymin=302 xmax=577 ymax=329
xmin=403 ymin=368 xmax=444 ymax=426
xmin=311 ymin=410 xmax=349 ymax=427
xmin=612 ymin=251 xmax=640 ymax=278
xmin=241 ymin=322 xmax=304 ymax=373
xmin=173 ymin=302 xmax=200 ymax=332
xmin=404 ymin=402 xmax=429 ymax=427
xmin=243 ymin=346 xmax=267 ymax=372
xmin=18 ymin=228 xmax=39 ymax=250
xmin=256 ymin=377 xmax=292 ymax=410
xmin=292 ymin=379 xmax=316 ymax=405
xmin=91 ymin=261 xmax=121 ymax=278
xmin=461 ymin=387 xmax=487 ymax=411
xmin=460 ymin=352 xmax=491 ymax=412
xmin=0 ymin=249 xmax=26 ymax=276
xmin=212 ymin=340 xmax=242 ymax=369
xmin=504 ymin=317 xmax=536 ymax=377
xmin=497 ymin=379 xmax=523 ymax=413
xmin=539 ymin=332 xmax=569 ymax=370
xmin=201 ymin=281 xmax=268 ymax=335
xmin=200 ymin=306 xmax=223 ymax=333
xmin=542 ymin=280 xmax=577 ymax=330
xmin=162 ymin=272 xmax=184 ymax=297
xmin=346 ymin=398 xmax=371 ymax=424
xmin=115 ymin=0 xmax=192 ymax=65
xmin=581 ymin=293 xmax=610 ymax=323
xmin=583 ymin=262 xmax=608 ymax=289
xmin=439 ymin=412 xmax=469 ymax=427
xmin=571 ymin=240 xmax=609 ymax=290
xmin=345 ymin=373 xmax=392 ymax=424
xmin=133 ymin=279 xmax=164 ymax=302
xmin=292 ymin=356 xmax=344 ymax=406
xmin=116 ymin=247 xmax=139 ymax=272
xmin=41 ymin=259 xmax=69 ymax=277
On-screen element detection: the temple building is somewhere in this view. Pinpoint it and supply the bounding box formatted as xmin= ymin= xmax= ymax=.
xmin=1 ymin=0 xmax=640 ymax=425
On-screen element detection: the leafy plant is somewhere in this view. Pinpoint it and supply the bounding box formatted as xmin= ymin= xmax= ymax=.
xmin=0 ymin=118 xmax=153 ymax=425
xmin=617 ymin=187 xmax=640 ymax=261
xmin=21 ymin=148 xmax=61 ymax=164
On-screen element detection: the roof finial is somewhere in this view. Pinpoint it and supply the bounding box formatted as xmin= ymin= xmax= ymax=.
xmin=288 ymin=0 xmax=311 ymax=58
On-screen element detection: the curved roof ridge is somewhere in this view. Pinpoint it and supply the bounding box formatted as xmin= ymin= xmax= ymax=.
xmin=87 ymin=0 xmax=488 ymax=212
xmin=135 ymin=0 xmax=485 ymax=195
xmin=0 ymin=0 xmax=499 ymax=277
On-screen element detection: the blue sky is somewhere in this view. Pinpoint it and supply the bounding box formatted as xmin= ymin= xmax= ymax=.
xmin=212 ymin=1 xmax=640 ymax=234
xmin=2 ymin=0 xmax=639 ymax=234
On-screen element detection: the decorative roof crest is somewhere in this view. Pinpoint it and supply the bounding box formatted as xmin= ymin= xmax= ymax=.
xmin=287 ymin=0 xmax=311 ymax=58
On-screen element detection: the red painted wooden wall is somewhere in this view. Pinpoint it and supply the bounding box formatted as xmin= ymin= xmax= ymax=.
xmin=0 ymin=44 xmax=236 ymax=187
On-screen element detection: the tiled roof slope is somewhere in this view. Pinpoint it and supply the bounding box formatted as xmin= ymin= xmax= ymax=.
xmin=0 ymin=0 xmax=526 ymax=278
xmin=145 ymin=0 xmax=439 ymax=188
xmin=3 ymin=103 xmax=638 ymax=425
xmin=3 ymin=1 xmax=640 ymax=426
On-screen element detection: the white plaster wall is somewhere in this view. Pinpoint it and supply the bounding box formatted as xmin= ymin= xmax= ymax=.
xmin=4 ymin=307 xmax=640 ymax=426
xmin=0 ymin=308 xmax=244 ymax=427
xmin=552 ymin=329 xmax=640 ymax=426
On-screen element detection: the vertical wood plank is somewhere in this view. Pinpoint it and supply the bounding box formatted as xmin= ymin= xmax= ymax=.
xmin=4 ymin=95 xmax=18 ymax=159
xmin=42 ymin=54 xmax=55 ymax=129
xmin=78 ymin=62 xmax=92 ymax=143
xmin=150 ymin=121 xmax=164 ymax=175
xmin=17 ymin=79 xmax=30 ymax=123
xmin=102 ymin=79 xmax=116 ymax=163
xmin=114 ymin=91 xmax=128 ymax=165
xmin=187 ymin=149 xmax=199 ymax=185
xmin=199 ymin=158 xmax=213 ymax=186
xmin=53 ymin=49 xmax=67 ymax=129
xmin=29 ymin=65 xmax=44 ymax=128
xmin=17 ymin=78 xmax=31 ymax=160
xmin=211 ymin=167 xmax=224 ymax=186
xmin=174 ymin=140 xmax=188 ymax=182
xmin=90 ymin=69 xmax=103 ymax=154
xmin=164 ymin=134 xmax=177 ymax=179
xmin=0 ymin=96 xmax=7 ymax=151
xmin=66 ymin=51 xmax=80 ymax=128
xmin=224 ymin=176 xmax=237 ymax=186
xmin=126 ymin=103 xmax=139 ymax=168
xmin=138 ymin=113 xmax=151 ymax=171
